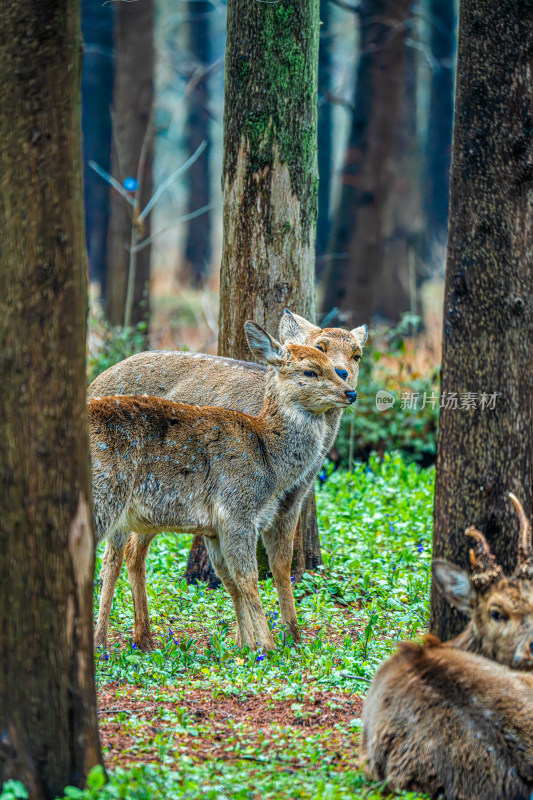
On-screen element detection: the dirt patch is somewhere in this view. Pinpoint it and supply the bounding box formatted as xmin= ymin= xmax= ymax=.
xmin=98 ymin=684 xmax=363 ymax=770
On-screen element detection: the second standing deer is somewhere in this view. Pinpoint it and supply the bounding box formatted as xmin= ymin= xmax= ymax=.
xmin=89 ymin=309 xmax=367 ymax=649
xmin=90 ymin=323 xmax=357 ymax=650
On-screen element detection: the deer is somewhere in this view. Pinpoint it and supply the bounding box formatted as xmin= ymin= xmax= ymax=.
xmin=359 ymin=492 xmax=533 ymax=800
xmin=88 ymin=309 xmax=368 ymax=650
xmin=89 ymin=322 xmax=358 ymax=652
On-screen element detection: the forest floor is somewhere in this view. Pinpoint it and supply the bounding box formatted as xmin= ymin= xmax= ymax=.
xmin=62 ymin=454 xmax=433 ymax=799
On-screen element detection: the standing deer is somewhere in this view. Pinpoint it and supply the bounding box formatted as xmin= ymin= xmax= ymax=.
xmin=89 ymin=322 xmax=357 ymax=651
xmin=360 ymin=492 xmax=533 ymax=800
xmin=89 ymin=309 xmax=367 ymax=649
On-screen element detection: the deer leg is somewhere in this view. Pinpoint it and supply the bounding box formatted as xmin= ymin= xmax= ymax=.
xmin=263 ymin=511 xmax=301 ymax=644
xmin=95 ymin=535 xmax=126 ymax=650
xmin=204 ymin=536 xmax=250 ymax=647
xmin=221 ymin=529 xmax=275 ymax=651
xmin=124 ymin=532 xmax=156 ymax=651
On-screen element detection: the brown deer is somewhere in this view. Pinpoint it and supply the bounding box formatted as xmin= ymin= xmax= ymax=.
xmin=359 ymin=492 xmax=533 ymax=800
xmin=89 ymin=309 xmax=367 ymax=650
xmin=89 ymin=322 xmax=357 ymax=651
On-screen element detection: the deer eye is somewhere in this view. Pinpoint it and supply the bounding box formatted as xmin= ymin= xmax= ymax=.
xmin=315 ymin=345 xmax=325 ymax=353
xmin=304 ymin=370 xmax=318 ymax=379
xmin=490 ymin=609 xmax=505 ymax=622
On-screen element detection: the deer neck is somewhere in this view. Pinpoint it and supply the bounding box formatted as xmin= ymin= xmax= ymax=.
xmin=258 ymin=373 xmax=330 ymax=475
xmin=446 ymin=622 xmax=491 ymax=659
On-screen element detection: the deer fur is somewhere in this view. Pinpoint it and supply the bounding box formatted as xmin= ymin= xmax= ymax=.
xmin=89 ymin=322 xmax=358 ymax=651
xmin=360 ymin=493 xmax=533 ymax=800
xmin=88 ymin=310 xmax=367 ymax=650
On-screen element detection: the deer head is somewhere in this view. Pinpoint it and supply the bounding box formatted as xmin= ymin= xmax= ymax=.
xmin=244 ymin=321 xmax=357 ymax=413
xmin=278 ymin=308 xmax=368 ymax=387
xmin=433 ymin=492 xmax=533 ymax=670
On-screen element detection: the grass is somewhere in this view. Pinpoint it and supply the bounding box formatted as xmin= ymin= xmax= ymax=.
xmin=58 ymin=452 xmax=433 ymax=799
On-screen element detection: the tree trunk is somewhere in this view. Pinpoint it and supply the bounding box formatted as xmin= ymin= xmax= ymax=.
xmin=424 ymin=0 xmax=456 ymax=244
xmin=105 ymin=0 xmax=154 ymax=327
xmin=322 ymin=0 xmax=411 ymax=325
xmin=182 ymin=0 xmax=212 ymax=288
xmin=431 ymin=0 xmax=533 ymax=641
xmin=376 ymin=39 xmax=421 ymax=322
xmin=0 ymin=0 xmax=102 ymax=794
xmin=316 ymin=0 xmax=332 ymax=273
xmin=81 ymin=0 xmax=115 ymax=297
xmin=218 ymin=0 xmax=319 ymax=580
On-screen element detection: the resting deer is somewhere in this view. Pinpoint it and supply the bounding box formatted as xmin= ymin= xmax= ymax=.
xmin=360 ymin=492 xmax=533 ymax=800
xmin=89 ymin=322 xmax=357 ymax=651
xmin=89 ymin=309 xmax=367 ymax=649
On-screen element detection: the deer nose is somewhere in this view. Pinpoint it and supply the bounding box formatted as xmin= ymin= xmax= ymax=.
xmin=345 ymin=390 xmax=357 ymax=404
xmin=335 ymin=368 xmax=349 ymax=381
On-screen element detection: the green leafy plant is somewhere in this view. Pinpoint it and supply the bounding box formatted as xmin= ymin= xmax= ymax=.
xmin=87 ymin=312 xmax=149 ymax=386
xmin=334 ymin=315 xmax=440 ymax=468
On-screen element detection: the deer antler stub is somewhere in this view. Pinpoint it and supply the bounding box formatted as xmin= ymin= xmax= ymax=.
xmin=509 ymin=492 xmax=533 ymax=580
xmin=466 ymin=526 xmax=504 ymax=589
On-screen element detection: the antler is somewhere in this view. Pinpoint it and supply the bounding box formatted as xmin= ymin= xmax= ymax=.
xmin=509 ymin=492 xmax=533 ymax=580
xmin=466 ymin=526 xmax=504 ymax=589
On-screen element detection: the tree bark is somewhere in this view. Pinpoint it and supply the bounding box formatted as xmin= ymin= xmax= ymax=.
xmin=105 ymin=0 xmax=154 ymax=327
xmin=0 ymin=0 xmax=102 ymax=794
xmin=322 ymin=0 xmax=411 ymax=324
xmin=424 ymin=0 xmax=456 ymax=244
xmin=81 ymin=0 xmax=115 ymax=296
xmin=217 ymin=0 xmax=319 ymax=580
xmin=431 ymin=0 xmax=533 ymax=641
xmin=182 ymin=0 xmax=212 ymax=288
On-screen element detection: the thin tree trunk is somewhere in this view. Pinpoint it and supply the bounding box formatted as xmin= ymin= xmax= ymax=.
xmin=0 ymin=0 xmax=102 ymax=794
xmin=81 ymin=0 xmax=115 ymax=297
xmin=431 ymin=0 xmax=533 ymax=641
xmin=219 ymin=0 xmax=319 ymax=579
xmin=323 ymin=0 xmax=411 ymax=324
xmin=424 ymin=0 xmax=456 ymax=243
xmin=182 ymin=0 xmax=211 ymax=287
xmin=316 ymin=0 xmax=332 ymax=272
xmin=377 ymin=40 xmax=422 ymax=322
xmin=105 ymin=0 xmax=154 ymax=327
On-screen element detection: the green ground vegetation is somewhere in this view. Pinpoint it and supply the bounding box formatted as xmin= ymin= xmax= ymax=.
xmin=39 ymin=453 xmax=433 ymax=800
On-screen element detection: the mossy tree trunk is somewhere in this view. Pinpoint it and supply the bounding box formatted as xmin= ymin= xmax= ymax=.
xmin=187 ymin=0 xmax=320 ymax=586
xmin=322 ymin=0 xmax=411 ymax=324
xmin=105 ymin=0 xmax=154 ymax=328
xmin=0 ymin=0 xmax=102 ymax=795
xmin=431 ymin=0 xmax=533 ymax=640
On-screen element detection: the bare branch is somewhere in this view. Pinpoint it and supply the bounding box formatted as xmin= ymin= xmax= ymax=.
xmin=138 ymin=139 xmax=207 ymax=223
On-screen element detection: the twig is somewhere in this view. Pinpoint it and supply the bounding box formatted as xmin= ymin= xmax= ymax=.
xmin=131 ymin=204 xmax=212 ymax=253
xmin=339 ymin=670 xmax=371 ymax=683
xmin=138 ymin=139 xmax=207 ymax=223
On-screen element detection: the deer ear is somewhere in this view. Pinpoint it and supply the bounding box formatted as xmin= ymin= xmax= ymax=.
xmin=278 ymin=309 xmax=319 ymax=345
xmin=351 ymin=324 xmax=368 ymax=349
xmin=244 ymin=321 xmax=285 ymax=367
xmin=432 ymin=560 xmax=475 ymax=615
